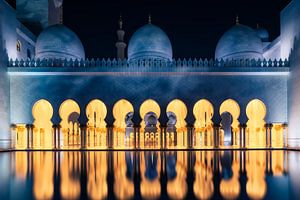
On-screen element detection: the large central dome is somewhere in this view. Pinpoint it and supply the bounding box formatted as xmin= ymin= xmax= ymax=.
xmin=35 ymin=24 xmax=85 ymax=60
xmin=215 ymin=24 xmax=263 ymax=60
xmin=128 ymin=24 xmax=173 ymax=61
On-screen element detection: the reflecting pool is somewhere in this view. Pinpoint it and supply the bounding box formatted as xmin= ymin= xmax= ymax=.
xmin=0 ymin=150 xmax=300 ymax=200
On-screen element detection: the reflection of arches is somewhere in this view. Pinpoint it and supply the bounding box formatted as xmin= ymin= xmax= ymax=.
xmin=113 ymin=99 xmax=134 ymax=149
xmin=86 ymin=99 xmax=107 ymax=149
xmin=219 ymin=99 xmax=240 ymax=147
xmin=193 ymin=99 xmax=214 ymax=148
xmin=59 ymin=100 xmax=81 ymax=148
xmin=246 ymin=99 xmax=267 ymax=148
xmin=32 ymin=99 xmax=54 ymax=149
xmin=139 ymin=99 xmax=161 ymax=149
xmin=167 ymin=99 xmax=188 ymax=148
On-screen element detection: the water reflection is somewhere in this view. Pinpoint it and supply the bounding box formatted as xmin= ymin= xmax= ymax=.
xmin=8 ymin=150 xmax=296 ymax=199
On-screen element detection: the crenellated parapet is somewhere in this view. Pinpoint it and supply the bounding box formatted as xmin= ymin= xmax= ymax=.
xmin=8 ymin=58 xmax=290 ymax=68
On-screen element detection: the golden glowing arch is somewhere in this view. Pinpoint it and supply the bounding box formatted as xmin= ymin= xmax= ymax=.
xmin=246 ymin=99 xmax=267 ymax=121
xmin=86 ymin=99 xmax=107 ymax=128
xmin=139 ymin=99 xmax=161 ymax=119
xmin=193 ymin=99 xmax=214 ymax=127
xmin=166 ymin=99 xmax=187 ymax=128
xmin=32 ymin=99 xmax=54 ymax=149
xmin=113 ymin=99 xmax=134 ymax=129
xmin=59 ymin=99 xmax=81 ymax=121
xmin=219 ymin=99 xmax=240 ymax=120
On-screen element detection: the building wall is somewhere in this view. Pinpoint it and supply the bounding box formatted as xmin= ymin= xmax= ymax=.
xmin=281 ymin=0 xmax=300 ymax=147
xmin=9 ymin=74 xmax=288 ymax=126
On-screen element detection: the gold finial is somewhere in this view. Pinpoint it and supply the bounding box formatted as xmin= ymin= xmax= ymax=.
xmin=236 ymin=15 xmax=239 ymax=25
xmin=119 ymin=14 xmax=123 ymax=30
xmin=256 ymin=23 xmax=260 ymax=29
xmin=148 ymin=14 xmax=152 ymax=24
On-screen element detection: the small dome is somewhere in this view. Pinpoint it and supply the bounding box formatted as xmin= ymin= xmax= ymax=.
xmin=215 ymin=24 xmax=263 ymax=60
xmin=35 ymin=24 xmax=85 ymax=60
xmin=256 ymin=27 xmax=269 ymax=42
xmin=128 ymin=24 xmax=172 ymax=61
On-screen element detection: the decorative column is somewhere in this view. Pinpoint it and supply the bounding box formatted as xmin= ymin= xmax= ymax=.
xmin=265 ymin=123 xmax=273 ymax=148
xmin=187 ymin=125 xmax=194 ymax=149
xmin=213 ymin=124 xmax=221 ymax=149
xmin=26 ymin=124 xmax=33 ymax=149
xmin=57 ymin=124 xmax=61 ymax=149
xmin=10 ymin=124 xmax=16 ymax=149
xmin=282 ymin=123 xmax=288 ymax=148
xmin=239 ymin=123 xmax=247 ymax=148
xmin=80 ymin=125 xmax=87 ymax=149
xmin=107 ymin=125 xmax=113 ymax=149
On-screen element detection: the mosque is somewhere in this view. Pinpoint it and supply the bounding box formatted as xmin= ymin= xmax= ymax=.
xmin=0 ymin=0 xmax=300 ymax=150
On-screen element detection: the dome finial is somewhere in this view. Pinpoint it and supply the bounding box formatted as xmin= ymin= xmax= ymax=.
xmin=256 ymin=23 xmax=260 ymax=29
xmin=236 ymin=15 xmax=239 ymax=25
xmin=59 ymin=5 xmax=63 ymax=24
xmin=148 ymin=14 xmax=152 ymax=24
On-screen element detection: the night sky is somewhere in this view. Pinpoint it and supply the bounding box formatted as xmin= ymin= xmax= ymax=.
xmin=7 ymin=0 xmax=291 ymax=58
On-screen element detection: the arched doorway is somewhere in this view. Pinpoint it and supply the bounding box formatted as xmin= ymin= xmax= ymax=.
xmin=113 ymin=99 xmax=134 ymax=149
xmin=86 ymin=99 xmax=107 ymax=149
xmin=193 ymin=99 xmax=214 ymax=148
xmin=139 ymin=99 xmax=161 ymax=149
xmin=59 ymin=99 xmax=81 ymax=149
xmin=246 ymin=99 xmax=267 ymax=148
xmin=166 ymin=99 xmax=188 ymax=148
xmin=219 ymin=99 xmax=240 ymax=147
xmin=32 ymin=99 xmax=54 ymax=149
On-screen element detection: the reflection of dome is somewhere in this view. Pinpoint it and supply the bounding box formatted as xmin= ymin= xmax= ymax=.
xmin=35 ymin=24 xmax=85 ymax=60
xmin=256 ymin=27 xmax=269 ymax=42
xmin=128 ymin=24 xmax=172 ymax=61
xmin=215 ymin=24 xmax=263 ymax=60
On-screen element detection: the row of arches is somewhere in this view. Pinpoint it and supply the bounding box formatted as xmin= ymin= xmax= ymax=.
xmin=13 ymin=98 xmax=282 ymax=150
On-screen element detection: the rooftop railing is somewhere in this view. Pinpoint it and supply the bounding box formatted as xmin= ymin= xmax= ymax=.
xmin=8 ymin=58 xmax=290 ymax=68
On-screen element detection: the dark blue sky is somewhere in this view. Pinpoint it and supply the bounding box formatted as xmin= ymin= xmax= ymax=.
xmin=8 ymin=0 xmax=291 ymax=58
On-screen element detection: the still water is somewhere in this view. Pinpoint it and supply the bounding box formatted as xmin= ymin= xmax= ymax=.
xmin=0 ymin=150 xmax=299 ymax=200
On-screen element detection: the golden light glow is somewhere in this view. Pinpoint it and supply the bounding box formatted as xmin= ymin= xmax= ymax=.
xmin=113 ymin=152 xmax=135 ymax=199
xmin=271 ymin=151 xmax=284 ymax=176
xmin=86 ymin=152 xmax=108 ymax=200
xmin=272 ymin=123 xmax=284 ymax=148
xmin=167 ymin=151 xmax=188 ymax=199
xmin=140 ymin=152 xmax=161 ymax=199
xmin=113 ymin=99 xmax=134 ymax=149
xmin=32 ymin=99 xmax=54 ymax=149
xmin=15 ymin=152 xmax=28 ymax=180
xmin=193 ymin=151 xmax=214 ymax=199
xmin=246 ymin=151 xmax=267 ymax=200
xmin=86 ymin=99 xmax=107 ymax=149
xmin=219 ymin=99 xmax=240 ymax=147
xmin=59 ymin=99 xmax=81 ymax=149
xmin=139 ymin=99 xmax=161 ymax=149
xmin=15 ymin=124 xmax=27 ymax=150
xmin=166 ymin=99 xmax=188 ymax=149
xmin=33 ymin=152 xmax=54 ymax=200
xmin=246 ymin=99 xmax=267 ymax=148
xmin=193 ymin=99 xmax=214 ymax=148
xmin=60 ymin=152 xmax=81 ymax=199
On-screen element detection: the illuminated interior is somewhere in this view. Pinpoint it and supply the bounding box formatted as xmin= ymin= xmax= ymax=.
xmin=166 ymin=99 xmax=188 ymax=149
xmin=32 ymin=99 xmax=54 ymax=149
xmin=139 ymin=99 xmax=161 ymax=149
xmin=86 ymin=99 xmax=107 ymax=149
xmin=246 ymin=99 xmax=267 ymax=148
xmin=219 ymin=99 xmax=240 ymax=147
xmin=113 ymin=99 xmax=134 ymax=149
xmin=59 ymin=99 xmax=81 ymax=149
xmin=193 ymin=99 xmax=214 ymax=148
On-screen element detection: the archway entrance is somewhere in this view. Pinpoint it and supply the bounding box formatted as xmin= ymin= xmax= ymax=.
xmin=32 ymin=99 xmax=54 ymax=149
xmin=219 ymin=99 xmax=240 ymax=147
xmin=86 ymin=99 xmax=107 ymax=149
xmin=246 ymin=99 xmax=267 ymax=148
xmin=113 ymin=99 xmax=134 ymax=149
xmin=166 ymin=99 xmax=188 ymax=148
xmin=193 ymin=99 xmax=214 ymax=148
xmin=59 ymin=99 xmax=81 ymax=149
xmin=139 ymin=99 xmax=161 ymax=149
